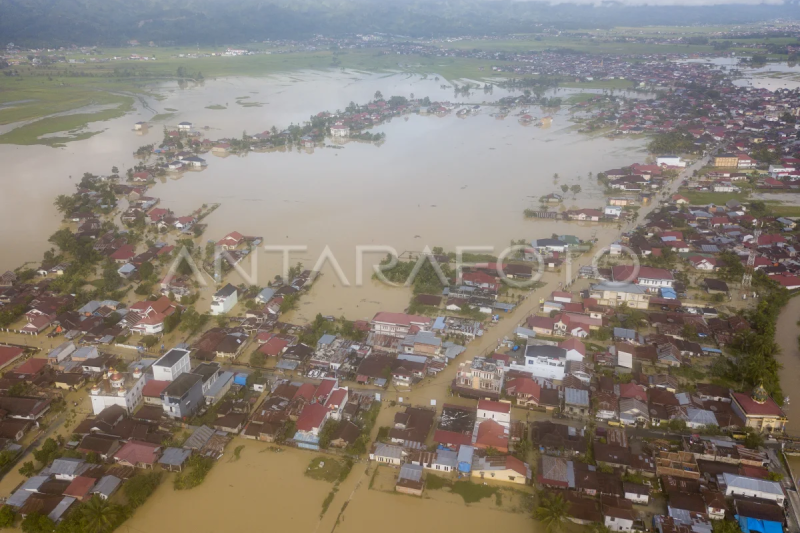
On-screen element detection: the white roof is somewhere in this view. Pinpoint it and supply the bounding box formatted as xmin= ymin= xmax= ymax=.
xmin=723 ymin=473 xmax=784 ymax=496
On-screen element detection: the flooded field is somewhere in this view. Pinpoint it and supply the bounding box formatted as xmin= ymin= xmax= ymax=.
xmin=0 ymin=71 xmax=647 ymax=320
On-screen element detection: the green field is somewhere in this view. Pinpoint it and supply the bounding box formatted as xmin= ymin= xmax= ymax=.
xmin=0 ymin=24 xmax=791 ymax=146
xmin=682 ymin=190 xmax=749 ymax=205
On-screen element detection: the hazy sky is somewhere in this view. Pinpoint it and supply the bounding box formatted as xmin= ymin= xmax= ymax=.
xmin=515 ymin=0 xmax=784 ymax=4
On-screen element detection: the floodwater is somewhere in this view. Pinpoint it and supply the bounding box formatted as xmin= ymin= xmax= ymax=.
xmin=0 ymin=70 xmax=647 ymax=321
xmin=775 ymin=296 xmax=800 ymax=434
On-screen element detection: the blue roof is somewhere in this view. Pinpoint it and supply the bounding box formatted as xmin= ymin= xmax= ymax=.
xmin=660 ymin=287 xmax=677 ymax=299
xmin=159 ymin=447 xmax=192 ymax=466
xmin=737 ymin=516 xmax=783 ymax=533
xmin=432 ymin=316 xmax=446 ymax=330
xmin=318 ymin=334 xmax=336 ymax=346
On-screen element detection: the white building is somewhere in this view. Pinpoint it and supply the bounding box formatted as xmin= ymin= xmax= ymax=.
xmin=604 ymin=205 xmax=623 ymax=218
xmin=210 ymin=284 xmax=238 ymax=315
xmin=330 ymin=124 xmax=350 ymax=137
xmin=370 ymin=312 xmax=431 ymax=339
xmin=89 ymin=368 xmax=147 ymax=415
xmin=152 ymin=348 xmax=191 ymax=382
xmin=177 ymin=121 xmax=193 ymax=131
xmin=605 ymin=508 xmax=636 ymax=532
xmin=509 ymin=344 xmax=566 ymax=381
xmin=656 ymin=156 xmax=686 ymax=167
xmin=722 ymin=473 xmax=785 ymax=505
xmin=477 ymin=400 xmax=511 ymax=428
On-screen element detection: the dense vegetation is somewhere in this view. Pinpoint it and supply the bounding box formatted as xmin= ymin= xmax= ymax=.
xmin=1 ymin=0 xmax=798 ymax=47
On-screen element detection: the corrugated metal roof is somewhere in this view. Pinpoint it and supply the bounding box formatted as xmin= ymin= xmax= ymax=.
xmin=565 ymin=387 xmax=589 ymax=406
xmin=91 ymin=475 xmax=121 ymax=498
xmin=723 ymin=473 xmax=784 ymax=496
xmin=183 ymin=425 xmax=214 ymax=450
xmin=398 ymin=463 xmax=423 ymax=482
xmin=159 ymin=447 xmax=192 ymax=466
xmin=48 ymin=496 xmax=76 ymax=522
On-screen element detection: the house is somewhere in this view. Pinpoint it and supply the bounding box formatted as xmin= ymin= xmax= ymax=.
xmin=605 ymin=205 xmax=623 ymax=218
xmin=210 ymin=284 xmax=238 ymax=316
xmin=370 ymin=312 xmax=432 ymax=338
xmin=113 ymin=441 xmax=161 ymax=469
xmin=590 ymin=282 xmax=651 ymax=309
xmin=612 ymin=265 xmax=674 ymax=292
xmin=396 ymin=463 xmax=425 ymax=496
xmin=604 ymin=506 xmax=636 ymax=532
xmin=153 ymin=348 xmax=191 ymax=381
xmin=623 ymin=482 xmax=650 ymax=504
xmin=177 ymin=121 xmax=193 ymax=131
xmin=217 ymin=231 xmax=245 ymax=250
xmin=565 ymin=388 xmax=590 ymax=417
xmin=161 ymin=373 xmax=204 ymax=419
xmin=0 ymin=346 xmax=25 ymax=370
xmin=656 ymin=156 xmax=685 ymax=167
xmin=63 ymin=476 xmax=96 ymax=502
xmin=505 ymin=377 xmax=541 ymax=408
xmin=704 ymin=279 xmax=729 ymax=295
xmin=723 ymin=473 xmax=785 ymax=505
xmin=477 ymin=400 xmax=511 ymax=427
xmin=294 ymin=403 xmax=330 ymax=449
xmin=471 ymin=455 xmax=530 ymax=485
xmin=0 ymin=397 xmax=51 ymax=421
xmin=619 ymin=398 xmax=649 ymax=426
xmin=370 ymin=443 xmax=405 ymax=465
xmin=90 ymin=476 xmax=121 ymax=500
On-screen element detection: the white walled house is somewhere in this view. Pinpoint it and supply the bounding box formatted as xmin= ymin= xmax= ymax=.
xmin=477 ymin=400 xmax=511 ymax=428
xmin=152 ymin=348 xmax=191 ymax=382
xmin=210 ymin=284 xmax=238 ymax=316
xmin=722 ymin=474 xmax=785 ymax=505
xmin=369 ymin=312 xmax=432 ymax=339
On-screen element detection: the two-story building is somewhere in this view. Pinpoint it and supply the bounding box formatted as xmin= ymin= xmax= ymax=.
xmin=210 ymin=284 xmax=238 ymax=316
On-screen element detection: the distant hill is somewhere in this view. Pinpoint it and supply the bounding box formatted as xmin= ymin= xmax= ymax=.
xmin=0 ymin=0 xmax=798 ymax=48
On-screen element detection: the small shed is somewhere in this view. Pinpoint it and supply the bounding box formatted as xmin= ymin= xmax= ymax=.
xmin=159 ymin=447 xmax=192 ymax=472
xmin=457 ymin=445 xmax=474 ymax=473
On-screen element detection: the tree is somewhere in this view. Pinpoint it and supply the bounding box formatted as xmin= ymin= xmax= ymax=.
xmin=570 ymin=184 xmax=582 ymax=198
xmin=124 ymin=471 xmax=163 ymax=509
xmin=374 ymin=90 xmax=383 ymax=100
xmin=712 ymin=518 xmax=743 ymax=533
xmin=534 ymin=494 xmax=570 ymax=532
xmin=18 ymin=461 xmax=35 ymax=478
xmin=138 ymin=261 xmax=154 ymax=280
xmin=0 ymin=506 xmax=14 ymax=528
xmin=744 ymin=430 xmax=764 ymax=450
xmin=560 ymin=184 xmax=569 ymax=194
xmin=82 ymin=496 xmax=120 ymax=533
xmin=20 ymin=513 xmax=55 ymax=533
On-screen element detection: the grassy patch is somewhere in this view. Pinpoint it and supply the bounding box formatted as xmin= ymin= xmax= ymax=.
xmin=205 ymin=104 xmax=227 ymax=110
xmin=764 ymin=203 xmax=800 ymax=217
xmin=164 ymin=108 xmax=178 ymax=112
xmin=150 ymin=112 xmax=176 ymax=122
xmin=451 ymin=480 xmax=498 ymax=504
xmin=0 ymin=98 xmax=133 ymax=146
xmin=426 ymin=473 xmax=452 ymax=490
xmin=305 ymin=456 xmax=352 ymax=483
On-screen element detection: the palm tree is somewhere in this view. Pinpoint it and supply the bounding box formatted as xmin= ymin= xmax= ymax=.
xmin=535 ymin=494 xmax=570 ymax=532
xmin=83 ymin=496 xmax=120 ymax=533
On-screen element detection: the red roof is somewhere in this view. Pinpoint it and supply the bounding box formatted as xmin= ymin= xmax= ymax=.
xmin=770 ymin=275 xmax=800 ymax=289
xmin=64 ymin=476 xmax=95 ymax=500
xmin=296 ymin=403 xmax=328 ymax=432
xmin=258 ymin=336 xmax=290 ymax=356
xmin=371 ymin=312 xmax=431 ymax=327
xmin=434 ymin=429 xmax=473 ymax=449
xmin=13 ymin=358 xmax=48 ymax=375
xmin=0 ymin=346 xmax=24 ymax=368
xmin=110 ymin=244 xmax=136 ymax=261
xmin=477 ymin=399 xmax=511 ymax=414
xmin=731 ymin=392 xmax=785 ymax=417
xmin=293 ymin=383 xmax=316 ymax=403
xmin=504 ymin=455 xmax=529 ymax=477
xmin=142 ymin=380 xmax=170 ymax=398
xmin=325 ymin=389 xmax=347 ymax=409
xmin=314 ymin=379 xmax=337 ymax=403
xmin=506 ymin=377 xmax=541 ymax=401
xmin=114 ymin=441 xmax=160 ymax=466
xmin=475 ymin=419 xmax=508 ymax=451
xmin=217 ymin=231 xmax=244 ymax=246
xmin=619 ymin=383 xmax=648 ymax=402
xmin=559 ymin=338 xmax=586 ymax=356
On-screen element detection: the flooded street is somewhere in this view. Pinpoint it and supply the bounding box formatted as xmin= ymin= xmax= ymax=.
xmin=775 ymin=296 xmax=800 ymax=434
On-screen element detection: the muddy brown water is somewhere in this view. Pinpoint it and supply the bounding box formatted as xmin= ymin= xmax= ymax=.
xmin=775 ymin=296 xmax=800 ymax=434
xmin=0 ymin=72 xmax=647 ymax=324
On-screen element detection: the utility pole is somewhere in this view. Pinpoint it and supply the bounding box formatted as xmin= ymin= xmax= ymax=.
xmin=741 ymin=222 xmax=762 ymax=288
